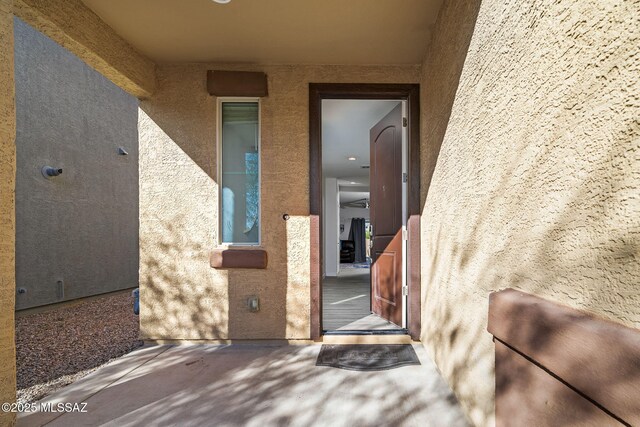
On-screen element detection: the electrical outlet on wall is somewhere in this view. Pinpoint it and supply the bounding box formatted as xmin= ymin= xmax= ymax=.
xmin=247 ymin=296 xmax=259 ymax=312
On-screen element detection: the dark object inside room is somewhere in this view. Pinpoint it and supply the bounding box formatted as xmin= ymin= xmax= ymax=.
xmin=340 ymin=240 xmax=355 ymax=263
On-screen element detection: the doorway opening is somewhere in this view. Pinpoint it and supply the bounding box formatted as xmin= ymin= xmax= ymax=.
xmin=309 ymin=84 xmax=421 ymax=339
xmin=321 ymin=99 xmax=405 ymax=333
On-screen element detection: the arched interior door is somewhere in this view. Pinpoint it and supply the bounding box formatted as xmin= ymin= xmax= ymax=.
xmin=370 ymin=103 xmax=403 ymax=327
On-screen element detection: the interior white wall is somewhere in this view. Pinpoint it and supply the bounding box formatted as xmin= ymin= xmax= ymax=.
xmin=340 ymin=207 xmax=370 ymax=240
xmin=323 ymin=177 xmax=340 ymax=276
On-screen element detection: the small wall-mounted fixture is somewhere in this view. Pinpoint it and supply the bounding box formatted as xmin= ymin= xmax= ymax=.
xmin=117 ymin=147 xmax=128 ymax=155
xmin=56 ymin=280 xmax=64 ymax=299
xmin=247 ymin=296 xmax=260 ymax=312
xmin=282 ymin=213 xmax=290 ymax=221
xmin=17 ymin=288 xmax=27 ymax=295
xmin=42 ymin=166 xmax=62 ymax=178
xmin=132 ymin=288 xmax=139 ymax=315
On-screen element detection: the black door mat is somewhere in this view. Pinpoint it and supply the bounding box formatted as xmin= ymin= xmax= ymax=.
xmin=315 ymin=344 xmax=421 ymax=371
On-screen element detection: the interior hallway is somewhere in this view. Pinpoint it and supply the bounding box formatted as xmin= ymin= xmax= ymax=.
xmin=322 ymin=269 xmax=401 ymax=331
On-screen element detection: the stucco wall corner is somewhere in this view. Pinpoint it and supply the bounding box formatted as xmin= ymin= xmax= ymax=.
xmin=13 ymin=0 xmax=157 ymax=98
xmin=0 ymin=0 xmax=17 ymax=424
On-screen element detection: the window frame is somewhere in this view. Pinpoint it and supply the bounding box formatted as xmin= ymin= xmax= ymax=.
xmin=216 ymin=97 xmax=262 ymax=247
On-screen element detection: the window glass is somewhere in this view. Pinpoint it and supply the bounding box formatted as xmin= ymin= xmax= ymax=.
xmin=221 ymin=101 xmax=260 ymax=244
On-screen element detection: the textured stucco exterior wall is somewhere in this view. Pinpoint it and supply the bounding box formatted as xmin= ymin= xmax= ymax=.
xmin=13 ymin=18 xmax=139 ymax=310
xmin=0 ymin=0 xmax=16 ymax=423
xmin=13 ymin=0 xmax=156 ymax=98
xmin=420 ymin=1 xmax=640 ymax=426
xmin=139 ymin=64 xmax=420 ymax=340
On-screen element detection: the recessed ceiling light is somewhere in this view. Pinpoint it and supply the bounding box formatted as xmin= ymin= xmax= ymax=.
xmin=213 ymin=0 xmax=231 ymax=3
xmin=350 ymin=181 xmax=357 ymax=184
xmin=347 ymin=157 xmax=357 ymax=161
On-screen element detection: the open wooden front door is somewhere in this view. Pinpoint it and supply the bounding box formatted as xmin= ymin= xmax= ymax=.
xmin=370 ymin=103 xmax=404 ymax=327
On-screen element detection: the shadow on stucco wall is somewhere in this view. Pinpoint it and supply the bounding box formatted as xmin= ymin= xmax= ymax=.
xmin=136 ymin=67 xmax=293 ymax=340
xmin=420 ymin=0 xmax=483 ymax=205
xmin=139 ymin=217 xmax=226 ymax=340
xmin=479 ymin=112 xmax=639 ymax=425
xmin=420 ymin=0 xmax=640 ymax=425
xmin=419 ymin=0 xmax=487 ymax=421
xmin=423 ymin=144 xmax=639 ymax=424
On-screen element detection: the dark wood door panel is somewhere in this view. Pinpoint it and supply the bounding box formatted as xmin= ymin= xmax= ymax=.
xmin=370 ymin=103 xmax=404 ymax=327
xmin=373 ymin=252 xmax=396 ymax=304
xmin=371 ymin=232 xmax=403 ymax=326
xmin=372 ymin=236 xmax=397 ymax=305
xmin=371 ymin=125 xmax=401 ymax=236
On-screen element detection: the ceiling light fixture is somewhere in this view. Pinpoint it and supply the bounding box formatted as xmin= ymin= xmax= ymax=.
xmin=347 ymin=156 xmax=357 ymax=161
xmin=213 ymin=0 xmax=231 ymax=3
xmin=350 ymin=181 xmax=357 ymax=184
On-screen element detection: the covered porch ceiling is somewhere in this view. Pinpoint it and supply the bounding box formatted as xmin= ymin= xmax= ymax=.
xmin=80 ymin=0 xmax=443 ymax=64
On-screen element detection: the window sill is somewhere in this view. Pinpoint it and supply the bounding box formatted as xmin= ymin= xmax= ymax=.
xmin=210 ymin=248 xmax=268 ymax=269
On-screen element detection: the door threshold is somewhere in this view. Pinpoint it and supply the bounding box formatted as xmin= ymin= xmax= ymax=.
xmin=321 ymin=333 xmax=414 ymax=345
xmin=323 ymin=329 xmax=408 ymax=336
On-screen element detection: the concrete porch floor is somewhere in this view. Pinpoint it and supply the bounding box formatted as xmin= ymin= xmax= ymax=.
xmin=18 ymin=344 xmax=470 ymax=427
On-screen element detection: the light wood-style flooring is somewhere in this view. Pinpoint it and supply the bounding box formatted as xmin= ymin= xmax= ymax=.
xmin=322 ymin=268 xmax=401 ymax=331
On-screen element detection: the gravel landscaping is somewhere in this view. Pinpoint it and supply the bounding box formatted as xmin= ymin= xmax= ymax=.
xmin=16 ymin=291 xmax=143 ymax=404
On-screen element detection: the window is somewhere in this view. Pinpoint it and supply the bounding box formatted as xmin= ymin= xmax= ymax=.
xmin=218 ymin=99 xmax=260 ymax=245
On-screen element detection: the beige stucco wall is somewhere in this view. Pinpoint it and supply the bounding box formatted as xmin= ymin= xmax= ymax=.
xmin=139 ymin=64 xmax=420 ymax=340
xmin=0 ymin=0 xmax=16 ymax=424
xmin=420 ymin=0 xmax=640 ymax=426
